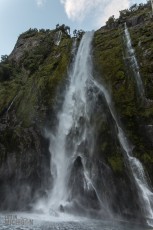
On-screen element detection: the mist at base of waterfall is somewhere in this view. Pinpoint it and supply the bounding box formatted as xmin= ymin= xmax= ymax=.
xmin=0 ymin=212 xmax=150 ymax=230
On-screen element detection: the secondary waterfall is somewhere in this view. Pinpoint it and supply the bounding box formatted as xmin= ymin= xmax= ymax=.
xmin=48 ymin=32 xmax=96 ymax=211
xmin=124 ymin=23 xmax=145 ymax=101
xmin=93 ymin=80 xmax=153 ymax=226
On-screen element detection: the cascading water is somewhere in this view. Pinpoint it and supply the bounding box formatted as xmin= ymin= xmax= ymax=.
xmin=48 ymin=31 xmax=98 ymax=212
xmin=34 ymin=32 xmax=114 ymax=219
xmin=35 ymin=30 xmax=153 ymax=227
xmin=124 ymin=23 xmax=145 ymax=101
xmin=92 ymin=80 xmax=153 ymax=226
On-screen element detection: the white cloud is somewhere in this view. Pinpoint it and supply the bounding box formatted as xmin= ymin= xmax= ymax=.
xmin=60 ymin=0 xmax=131 ymax=27
xmin=35 ymin=0 xmax=46 ymax=7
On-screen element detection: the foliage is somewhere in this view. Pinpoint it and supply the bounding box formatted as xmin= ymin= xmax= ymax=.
xmin=55 ymin=24 xmax=70 ymax=35
xmin=0 ymin=4 xmax=153 ymax=184
xmin=106 ymin=15 xmax=116 ymax=28
xmin=73 ymin=29 xmax=85 ymax=38
xmin=20 ymin=28 xmax=38 ymax=39
xmin=1 ymin=55 xmax=8 ymax=62
xmin=0 ymin=63 xmax=12 ymax=81
xmin=93 ymin=7 xmax=153 ymax=181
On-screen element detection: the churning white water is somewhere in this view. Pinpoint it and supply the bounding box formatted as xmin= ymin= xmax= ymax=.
xmin=48 ymin=32 xmax=95 ymax=211
xmin=124 ymin=23 xmax=145 ymax=101
xmin=93 ymin=80 xmax=153 ymax=226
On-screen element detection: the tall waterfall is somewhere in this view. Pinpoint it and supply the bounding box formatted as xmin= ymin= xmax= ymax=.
xmin=37 ymin=31 xmax=153 ymax=227
xmin=48 ymin=32 xmax=96 ymax=211
xmin=124 ymin=23 xmax=145 ymax=101
xmin=93 ymin=80 xmax=153 ymax=226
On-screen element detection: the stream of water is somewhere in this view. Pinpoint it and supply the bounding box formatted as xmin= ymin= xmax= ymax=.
xmin=124 ymin=23 xmax=145 ymax=101
xmin=93 ymin=80 xmax=153 ymax=227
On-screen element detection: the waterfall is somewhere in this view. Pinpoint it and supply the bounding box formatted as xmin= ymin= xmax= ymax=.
xmin=124 ymin=23 xmax=145 ymax=101
xmin=92 ymin=80 xmax=153 ymax=226
xmin=48 ymin=32 xmax=97 ymax=212
xmin=35 ymin=30 xmax=153 ymax=227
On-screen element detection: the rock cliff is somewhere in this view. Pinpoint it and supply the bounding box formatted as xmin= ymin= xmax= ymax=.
xmin=0 ymin=2 xmax=153 ymax=220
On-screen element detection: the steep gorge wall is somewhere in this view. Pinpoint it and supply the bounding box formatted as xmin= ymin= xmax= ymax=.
xmin=0 ymin=4 xmax=153 ymax=218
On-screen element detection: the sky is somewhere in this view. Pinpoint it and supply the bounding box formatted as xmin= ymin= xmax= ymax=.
xmin=0 ymin=0 xmax=146 ymax=57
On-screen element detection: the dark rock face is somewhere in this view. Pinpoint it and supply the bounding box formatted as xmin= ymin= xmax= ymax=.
xmin=68 ymin=156 xmax=101 ymax=211
xmin=67 ymin=154 xmax=143 ymax=220
xmin=126 ymin=15 xmax=144 ymax=27
xmin=0 ymin=112 xmax=51 ymax=210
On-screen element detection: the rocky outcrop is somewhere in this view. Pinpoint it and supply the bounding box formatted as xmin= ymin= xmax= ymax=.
xmin=0 ymin=115 xmax=51 ymax=210
xmin=9 ymin=34 xmax=41 ymax=63
xmin=126 ymin=15 xmax=144 ymax=27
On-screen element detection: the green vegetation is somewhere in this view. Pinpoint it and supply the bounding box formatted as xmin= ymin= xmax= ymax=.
xmin=0 ymin=2 xmax=153 ymax=186
xmin=93 ymin=28 xmax=137 ymax=117
xmin=130 ymin=21 xmax=153 ymax=99
xmin=93 ymin=2 xmax=153 ymax=181
xmin=0 ymin=28 xmax=72 ymax=127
